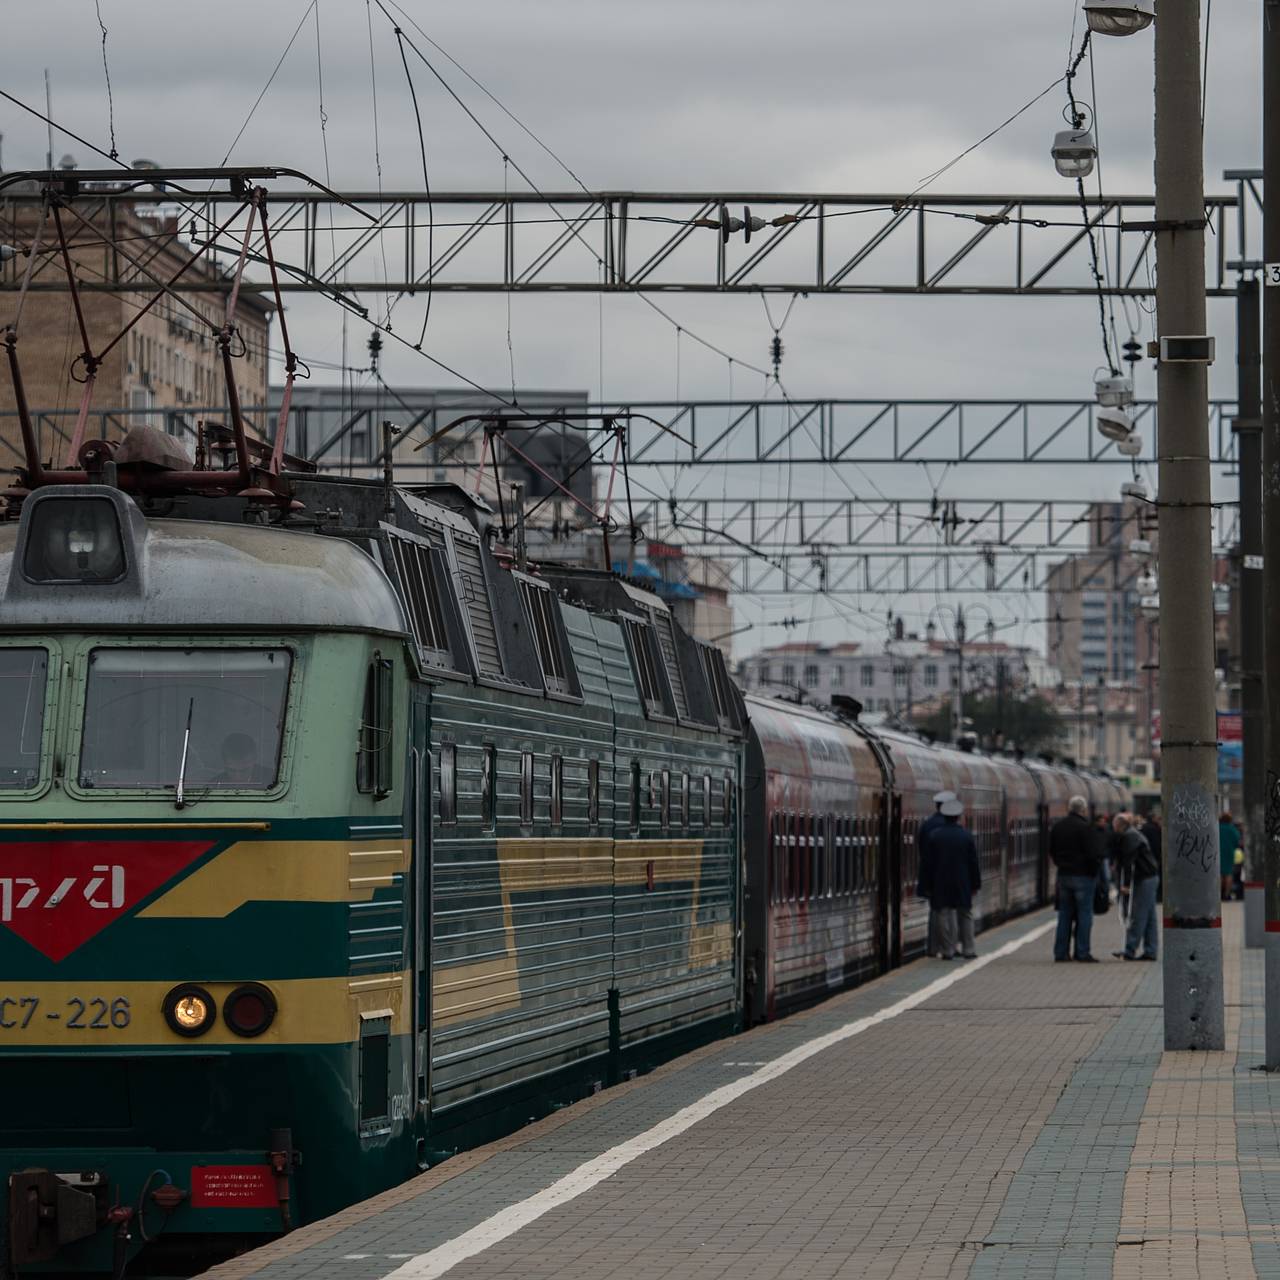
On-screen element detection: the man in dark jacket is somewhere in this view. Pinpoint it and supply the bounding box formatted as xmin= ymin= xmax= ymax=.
xmin=1111 ymin=813 xmax=1158 ymax=961
xmin=927 ymin=797 xmax=981 ymax=959
xmin=917 ymin=790 xmax=955 ymax=959
xmin=1051 ymin=795 xmax=1100 ymax=962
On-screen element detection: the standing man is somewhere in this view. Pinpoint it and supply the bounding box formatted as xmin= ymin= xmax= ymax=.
xmin=1218 ymin=812 xmax=1244 ymax=903
xmin=1111 ymin=813 xmax=1159 ymax=962
xmin=927 ymin=796 xmax=981 ymax=959
xmin=918 ymin=790 xmax=956 ymax=959
xmin=1051 ymin=795 xmax=1101 ymax=963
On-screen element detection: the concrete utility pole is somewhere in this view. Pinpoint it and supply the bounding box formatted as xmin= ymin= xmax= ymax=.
xmin=1264 ymin=0 xmax=1280 ymax=1065
xmin=1236 ymin=277 xmax=1264 ymax=949
xmin=1155 ymin=0 xmax=1224 ymax=1050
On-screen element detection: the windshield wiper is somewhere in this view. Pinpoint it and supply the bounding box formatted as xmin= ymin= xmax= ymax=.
xmin=175 ymin=697 xmax=194 ymax=810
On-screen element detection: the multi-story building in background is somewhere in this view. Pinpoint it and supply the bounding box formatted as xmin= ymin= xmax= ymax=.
xmin=0 ymin=165 xmax=271 ymax=463
xmin=1045 ymin=499 xmax=1235 ymax=771
xmin=737 ymin=637 xmax=1055 ymax=720
xmin=1045 ymin=501 xmax=1148 ymax=684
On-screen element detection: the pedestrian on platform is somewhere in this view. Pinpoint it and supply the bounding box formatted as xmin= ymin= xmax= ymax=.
xmin=927 ymin=797 xmax=981 ymax=960
xmin=1051 ymin=796 xmax=1100 ymax=963
xmin=1110 ymin=813 xmax=1159 ymax=962
xmin=1219 ymin=812 xmax=1243 ymax=902
xmin=917 ymin=790 xmax=955 ymax=959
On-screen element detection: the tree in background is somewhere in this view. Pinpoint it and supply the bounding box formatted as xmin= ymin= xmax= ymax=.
xmin=911 ymin=691 xmax=1066 ymax=755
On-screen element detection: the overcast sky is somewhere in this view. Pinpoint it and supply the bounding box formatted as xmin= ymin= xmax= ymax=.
xmin=0 ymin=0 xmax=1259 ymax=656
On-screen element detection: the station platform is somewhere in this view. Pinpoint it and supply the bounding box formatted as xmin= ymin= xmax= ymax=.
xmin=206 ymin=904 xmax=1280 ymax=1280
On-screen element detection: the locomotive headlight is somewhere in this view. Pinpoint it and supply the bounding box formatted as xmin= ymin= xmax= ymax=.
xmin=23 ymin=497 xmax=126 ymax=584
xmin=164 ymin=985 xmax=216 ymax=1037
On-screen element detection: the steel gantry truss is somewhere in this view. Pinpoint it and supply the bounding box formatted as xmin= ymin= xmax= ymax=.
xmin=634 ymin=496 xmax=1232 ymax=555
xmin=305 ymin=397 xmax=1240 ymax=468
xmin=0 ymin=172 xmax=1253 ymax=297
xmin=712 ymin=547 xmax=1148 ymax=597
xmin=0 ymin=398 xmax=1242 ymax=469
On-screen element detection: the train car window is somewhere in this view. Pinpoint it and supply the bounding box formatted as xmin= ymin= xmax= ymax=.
xmin=440 ymin=742 xmax=457 ymax=825
xmin=481 ymin=744 xmax=496 ymax=829
xmin=661 ymin=770 xmax=671 ymax=829
xmin=859 ymin=816 xmax=870 ymax=892
xmin=550 ymin=754 xmax=563 ymax=827
xmin=783 ymin=819 xmax=793 ymax=901
xmin=0 ymin=648 xmax=48 ymax=790
xmin=702 ymin=774 xmax=712 ymax=829
xmin=82 ymin=647 xmax=294 ymax=795
xmin=356 ymin=654 xmax=394 ymax=798
xmin=768 ymin=815 xmax=777 ymax=903
xmin=520 ymin=751 xmax=534 ymax=825
xmin=588 ymin=758 xmax=600 ymax=827
xmin=814 ymin=815 xmax=825 ymax=899
xmin=680 ymin=772 xmax=690 ymax=828
xmin=836 ymin=817 xmax=846 ymax=896
xmin=832 ymin=817 xmax=842 ymax=896
xmin=630 ymin=762 xmax=641 ymax=831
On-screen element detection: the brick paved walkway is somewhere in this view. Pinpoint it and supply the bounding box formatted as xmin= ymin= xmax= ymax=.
xmin=205 ymin=904 xmax=1280 ymax=1280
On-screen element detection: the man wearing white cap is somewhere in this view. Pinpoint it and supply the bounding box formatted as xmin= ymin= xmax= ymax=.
xmin=918 ymin=790 xmax=956 ymax=958
xmin=926 ymin=796 xmax=982 ymax=959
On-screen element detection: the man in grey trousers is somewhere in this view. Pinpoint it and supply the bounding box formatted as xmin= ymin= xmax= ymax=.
xmin=918 ymin=790 xmax=956 ymax=958
xmin=927 ymin=796 xmax=982 ymax=959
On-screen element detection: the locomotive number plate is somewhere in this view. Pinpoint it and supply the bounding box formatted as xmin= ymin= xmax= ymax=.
xmin=0 ymin=995 xmax=131 ymax=1030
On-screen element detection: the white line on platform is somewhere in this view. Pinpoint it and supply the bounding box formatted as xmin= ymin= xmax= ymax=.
xmin=384 ymin=918 xmax=1057 ymax=1280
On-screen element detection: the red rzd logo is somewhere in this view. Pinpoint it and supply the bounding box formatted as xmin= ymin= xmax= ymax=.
xmin=0 ymin=842 xmax=214 ymax=961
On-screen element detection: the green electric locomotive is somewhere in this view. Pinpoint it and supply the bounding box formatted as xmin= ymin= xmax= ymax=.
xmin=0 ymin=450 xmax=744 ymax=1277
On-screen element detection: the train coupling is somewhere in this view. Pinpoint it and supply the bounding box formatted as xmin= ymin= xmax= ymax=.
xmin=7 ymin=1169 xmax=104 ymax=1267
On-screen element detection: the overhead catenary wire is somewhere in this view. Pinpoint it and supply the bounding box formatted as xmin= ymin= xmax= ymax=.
xmin=0 ymin=87 xmax=519 ymax=428
xmin=368 ymin=1 xmax=770 ymax=378
xmin=92 ymin=0 xmax=118 ymax=162
xmin=221 ymin=1 xmax=317 ymax=165
xmin=388 ymin=21 xmax=435 ymax=347
xmin=364 ymin=0 xmax=392 ymax=323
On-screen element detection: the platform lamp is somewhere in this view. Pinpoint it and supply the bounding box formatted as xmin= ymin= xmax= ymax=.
xmin=1082 ymin=0 xmax=1155 ymax=37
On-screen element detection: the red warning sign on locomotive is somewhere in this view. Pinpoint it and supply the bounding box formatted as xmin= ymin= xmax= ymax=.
xmin=190 ymin=1165 xmax=279 ymax=1208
